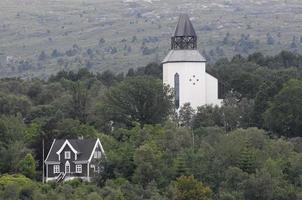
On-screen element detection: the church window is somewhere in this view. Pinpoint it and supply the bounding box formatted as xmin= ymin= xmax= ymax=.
xmin=174 ymin=73 xmax=180 ymax=109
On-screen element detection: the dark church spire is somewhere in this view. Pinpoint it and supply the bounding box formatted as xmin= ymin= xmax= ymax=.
xmin=171 ymin=14 xmax=197 ymax=50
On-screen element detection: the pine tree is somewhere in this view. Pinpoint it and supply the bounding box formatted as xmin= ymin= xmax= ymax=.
xmin=238 ymin=144 xmax=256 ymax=174
xmin=175 ymin=155 xmax=189 ymax=178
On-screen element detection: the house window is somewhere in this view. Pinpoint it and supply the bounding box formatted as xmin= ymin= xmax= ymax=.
xmin=53 ymin=165 xmax=60 ymax=174
xmin=65 ymin=151 xmax=71 ymax=159
xmin=76 ymin=165 xmax=82 ymax=173
xmin=90 ymin=164 xmax=96 ymax=172
xmin=94 ymin=151 xmax=102 ymax=159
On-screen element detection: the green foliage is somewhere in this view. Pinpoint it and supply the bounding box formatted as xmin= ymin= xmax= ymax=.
xmin=0 ymin=115 xmax=26 ymax=146
xmin=0 ymin=142 xmax=30 ymax=173
xmin=178 ymin=103 xmax=195 ymax=127
xmin=133 ymin=142 xmax=164 ymax=186
xmin=68 ymin=81 xmax=90 ymax=123
xmin=193 ymin=105 xmax=223 ymax=129
xmin=18 ymin=153 xmax=36 ymax=179
xmin=174 ymin=155 xmax=189 ymax=178
xmin=0 ymin=174 xmax=35 ymax=188
xmin=103 ymin=76 xmax=173 ymax=127
xmin=2 ymin=184 xmax=20 ymax=200
xmin=238 ymin=147 xmax=256 ymax=173
xmin=1 ymin=52 xmax=302 ymax=199
xmin=264 ymin=79 xmax=302 ymax=137
xmin=55 ymin=118 xmax=98 ymax=138
xmin=0 ymin=92 xmax=31 ymax=116
xmin=173 ymin=176 xmax=212 ymax=200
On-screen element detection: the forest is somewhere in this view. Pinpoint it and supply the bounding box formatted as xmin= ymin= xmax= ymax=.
xmin=1 ymin=51 xmax=302 ymax=199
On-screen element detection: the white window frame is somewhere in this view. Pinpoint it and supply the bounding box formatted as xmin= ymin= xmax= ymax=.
xmin=76 ymin=164 xmax=82 ymax=173
xmin=90 ymin=164 xmax=96 ymax=172
xmin=65 ymin=161 xmax=70 ymax=173
xmin=53 ymin=165 xmax=60 ymax=174
xmin=94 ymin=151 xmax=101 ymax=159
xmin=65 ymin=151 xmax=71 ymax=159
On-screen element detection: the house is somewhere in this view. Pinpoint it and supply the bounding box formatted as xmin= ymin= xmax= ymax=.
xmin=44 ymin=138 xmax=106 ymax=182
xmin=162 ymin=14 xmax=222 ymax=109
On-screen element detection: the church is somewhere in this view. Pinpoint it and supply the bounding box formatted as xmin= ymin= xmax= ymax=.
xmin=162 ymin=14 xmax=222 ymax=110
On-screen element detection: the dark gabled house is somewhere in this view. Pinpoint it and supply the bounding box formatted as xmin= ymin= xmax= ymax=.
xmin=44 ymin=138 xmax=105 ymax=182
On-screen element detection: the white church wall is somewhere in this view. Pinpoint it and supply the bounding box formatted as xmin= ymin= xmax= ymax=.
xmin=163 ymin=62 xmax=207 ymax=110
xmin=205 ymin=73 xmax=222 ymax=106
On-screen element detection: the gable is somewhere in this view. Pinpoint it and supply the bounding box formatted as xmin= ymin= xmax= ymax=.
xmin=88 ymin=139 xmax=106 ymax=162
xmin=56 ymin=140 xmax=78 ymax=155
xmin=45 ymin=139 xmax=98 ymax=162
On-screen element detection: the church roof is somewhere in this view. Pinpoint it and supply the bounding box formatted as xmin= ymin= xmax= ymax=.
xmin=173 ymin=14 xmax=197 ymax=37
xmin=162 ymin=50 xmax=206 ymax=64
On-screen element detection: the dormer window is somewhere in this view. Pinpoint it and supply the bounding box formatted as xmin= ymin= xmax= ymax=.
xmin=65 ymin=151 xmax=71 ymax=159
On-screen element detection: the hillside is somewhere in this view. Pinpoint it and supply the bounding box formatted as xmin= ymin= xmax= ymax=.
xmin=1 ymin=0 xmax=302 ymax=78
xmin=1 ymin=50 xmax=302 ymax=199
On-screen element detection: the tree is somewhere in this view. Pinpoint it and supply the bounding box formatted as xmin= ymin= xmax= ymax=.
xmin=18 ymin=153 xmax=36 ymax=179
xmin=97 ymin=70 xmax=118 ymax=87
xmin=264 ymin=79 xmax=302 ymax=137
xmin=266 ymin=33 xmax=275 ymax=45
xmin=179 ymin=103 xmax=195 ymax=128
xmin=193 ymin=105 xmax=223 ymax=129
xmin=51 ymin=49 xmax=61 ymax=58
xmin=142 ymin=63 xmax=162 ymax=79
xmin=133 ymin=142 xmax=163 ymax=186
xmin=38 ymin=51 xmax=47 ymax=61
xmin=69 ymin=81 xmax=90 ymax=123
xmin=243 ymin=169 xmax=274 ymax=200
xmin=174 ymin=155 xmax=189 ymax=178
xmin=54 ymin=118 xmax=98 ymax=139
xmin=0 ymin=93 xmax=31 ymax=116
xmin=253 ymin=68 xmax=300 ymax=127
xmin=0 ymin=116 xmax=25 ymax=147
xmin=210 ymin=58 xmax=264 ymax=99
xmin=238 ymin=147 xmax=256 ymax=174
xmin=103 ymin=76 xmax=173 ymax=127
xmin=173 ymin=176 xmax=212 ymax=200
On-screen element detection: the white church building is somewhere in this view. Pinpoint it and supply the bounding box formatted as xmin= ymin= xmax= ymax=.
xmin=162 ymin=14 xmax=222 ymax=110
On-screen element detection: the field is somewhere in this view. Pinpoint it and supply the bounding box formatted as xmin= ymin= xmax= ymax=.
xmin=0 ymin=0 xmax=302 ymax=78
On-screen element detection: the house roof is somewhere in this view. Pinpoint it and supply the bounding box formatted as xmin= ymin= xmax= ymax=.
xmin=45 ymin=139 xmax=98 ymax=162
xmin=173 ymin=14 xmax=197 ymax=37
xmin=162 ymin=50 xmax=206 ymax=64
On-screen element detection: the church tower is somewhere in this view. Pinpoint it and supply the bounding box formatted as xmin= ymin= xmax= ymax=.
xmin=162 ymin=14 xmax=222 ymax=110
